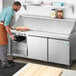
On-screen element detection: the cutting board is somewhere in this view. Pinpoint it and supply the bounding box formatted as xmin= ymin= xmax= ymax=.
xmin=14 ymin=63 xmax=63 ymax=76
xmin=15 ymin=26 xmax=29 ymax=31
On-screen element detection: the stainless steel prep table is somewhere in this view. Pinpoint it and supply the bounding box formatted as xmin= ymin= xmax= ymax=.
xmin=9 ymin=15 xmax=76 ymax=66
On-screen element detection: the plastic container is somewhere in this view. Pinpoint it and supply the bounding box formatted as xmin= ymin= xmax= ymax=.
xmin=57 ymin=10 xmax=63 ymax=19
xmin=50 ymin=9 xmax=57 ymax=18
xmin=51 ymin=2 xmax=64 ymax=6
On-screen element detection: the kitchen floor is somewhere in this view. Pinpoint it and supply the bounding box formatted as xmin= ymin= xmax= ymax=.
xmin=8 ymin=56 xmax=76 ymax=70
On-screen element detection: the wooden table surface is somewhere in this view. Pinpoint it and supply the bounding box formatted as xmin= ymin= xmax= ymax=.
xmin=13 ymin=63 xmax=63 ymax=76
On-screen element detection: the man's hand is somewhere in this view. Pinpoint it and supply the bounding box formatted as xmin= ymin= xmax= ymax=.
xmin=10 ymin=35 xmax=16 ymax=40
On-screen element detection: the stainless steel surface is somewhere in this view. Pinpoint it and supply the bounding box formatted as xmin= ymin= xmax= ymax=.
xmin=14 ymin=15 xmax=75 ymax=35
xmin=70 ymin=32 xmax=76 ymax=61
xmin=48 ymin=38 xmax=70 ymax=65
xmin=11 ymin=30 xmax=70 ymax=40
xmin=11 ymin=33 xmax=27 ymax=57
xmin=62 ymin=69 xmax=76 ymax=76
xmin=3 ymin=0 xmax=14 ymax=8
xmin=10 ymin=15 xmax=76 ymax=66
xmin=27 ymin=35 xmax=47 ymax=61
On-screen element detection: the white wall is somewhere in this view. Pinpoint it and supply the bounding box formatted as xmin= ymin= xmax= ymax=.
xmin=43 ymin=0 xmax=76 ymax=18
xmin=15 ymin=0 xmax=76 ymax=20
xmin=15 ymin=6 xmax=26 ymax=21
xmin=0 ymin=0 xmax=3 ymax=12
xmin=0 ymin=0 xmax=76 ymax=19
xmin=15 ymin=0 xmax=26 ymax=21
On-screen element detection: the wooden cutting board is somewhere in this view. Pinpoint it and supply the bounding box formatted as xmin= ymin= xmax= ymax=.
xmin=13 ymin=63 xmax=63 ymax=76
xmin=15 ymin=26 xmax=29 ymax=31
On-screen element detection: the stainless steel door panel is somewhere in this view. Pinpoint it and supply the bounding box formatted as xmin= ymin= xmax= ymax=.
xmin=12 ymin=41 xmax=19 ymax=55
xmin=18 ymin=42 xmax=27 ymax=57
xmin=27 ymin=36 xmax=47 ymax=61
xmin=12 ymin=41 xmax=18 ymax=50
xmin=11 ymin=39 xmax=27 ymax=57
xmin=48 ymin=39 xmax=70 ymax=65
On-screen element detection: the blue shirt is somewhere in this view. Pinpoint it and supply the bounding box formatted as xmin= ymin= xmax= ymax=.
xmin=0 ymin=6 xmax=14 ymax=26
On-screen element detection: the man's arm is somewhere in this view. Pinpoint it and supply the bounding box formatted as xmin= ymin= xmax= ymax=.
xmin=4 ymin=12 xmax=15 ymax=40
xmin=5 ymin=26 xmax=15 ymax=40
xmin=9 ymin=25 xmax=13 ymax=30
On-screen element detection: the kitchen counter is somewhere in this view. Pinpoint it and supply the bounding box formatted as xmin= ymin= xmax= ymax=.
xmin=13 ymin=63 xmax=76 ymax=76
xmin=9 ymin=14 xmax=76 ymax=66
xmin=11 ymin=30 xmax=70 ymax=40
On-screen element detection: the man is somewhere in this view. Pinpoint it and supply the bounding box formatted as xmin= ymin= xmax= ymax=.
xmin=0 ymin=1 xmax=21 ymax=68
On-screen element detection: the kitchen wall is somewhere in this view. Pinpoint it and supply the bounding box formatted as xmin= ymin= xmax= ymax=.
xmin=15 ymin=0 xmax=26 ymax=21
xmin=15 ymin=0 xmax=76 ymax=20
xmin=45 ymin=0 xmax=76 ymax=18
xmin=0 ymin=0 xmax=76 ymax=19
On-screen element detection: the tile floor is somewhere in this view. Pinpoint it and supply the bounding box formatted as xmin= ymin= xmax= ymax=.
xmin=8 ymin=56 xmax=76 ymax=70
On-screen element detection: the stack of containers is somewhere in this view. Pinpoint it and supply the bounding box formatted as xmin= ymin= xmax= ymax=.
xmin=50 ymin=2 xmax=64 ymax=19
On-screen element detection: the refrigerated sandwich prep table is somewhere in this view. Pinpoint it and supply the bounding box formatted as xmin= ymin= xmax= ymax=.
xmin=9 ymin=15 xmax=76 ymax=66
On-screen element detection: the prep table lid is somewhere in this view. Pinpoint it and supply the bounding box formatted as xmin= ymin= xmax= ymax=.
xmin=14 ymin=15 xmax=76 ymax=35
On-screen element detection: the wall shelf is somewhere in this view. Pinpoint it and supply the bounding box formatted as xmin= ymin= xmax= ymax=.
xmin=24 ymin=3 xmax=73 ymax=9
